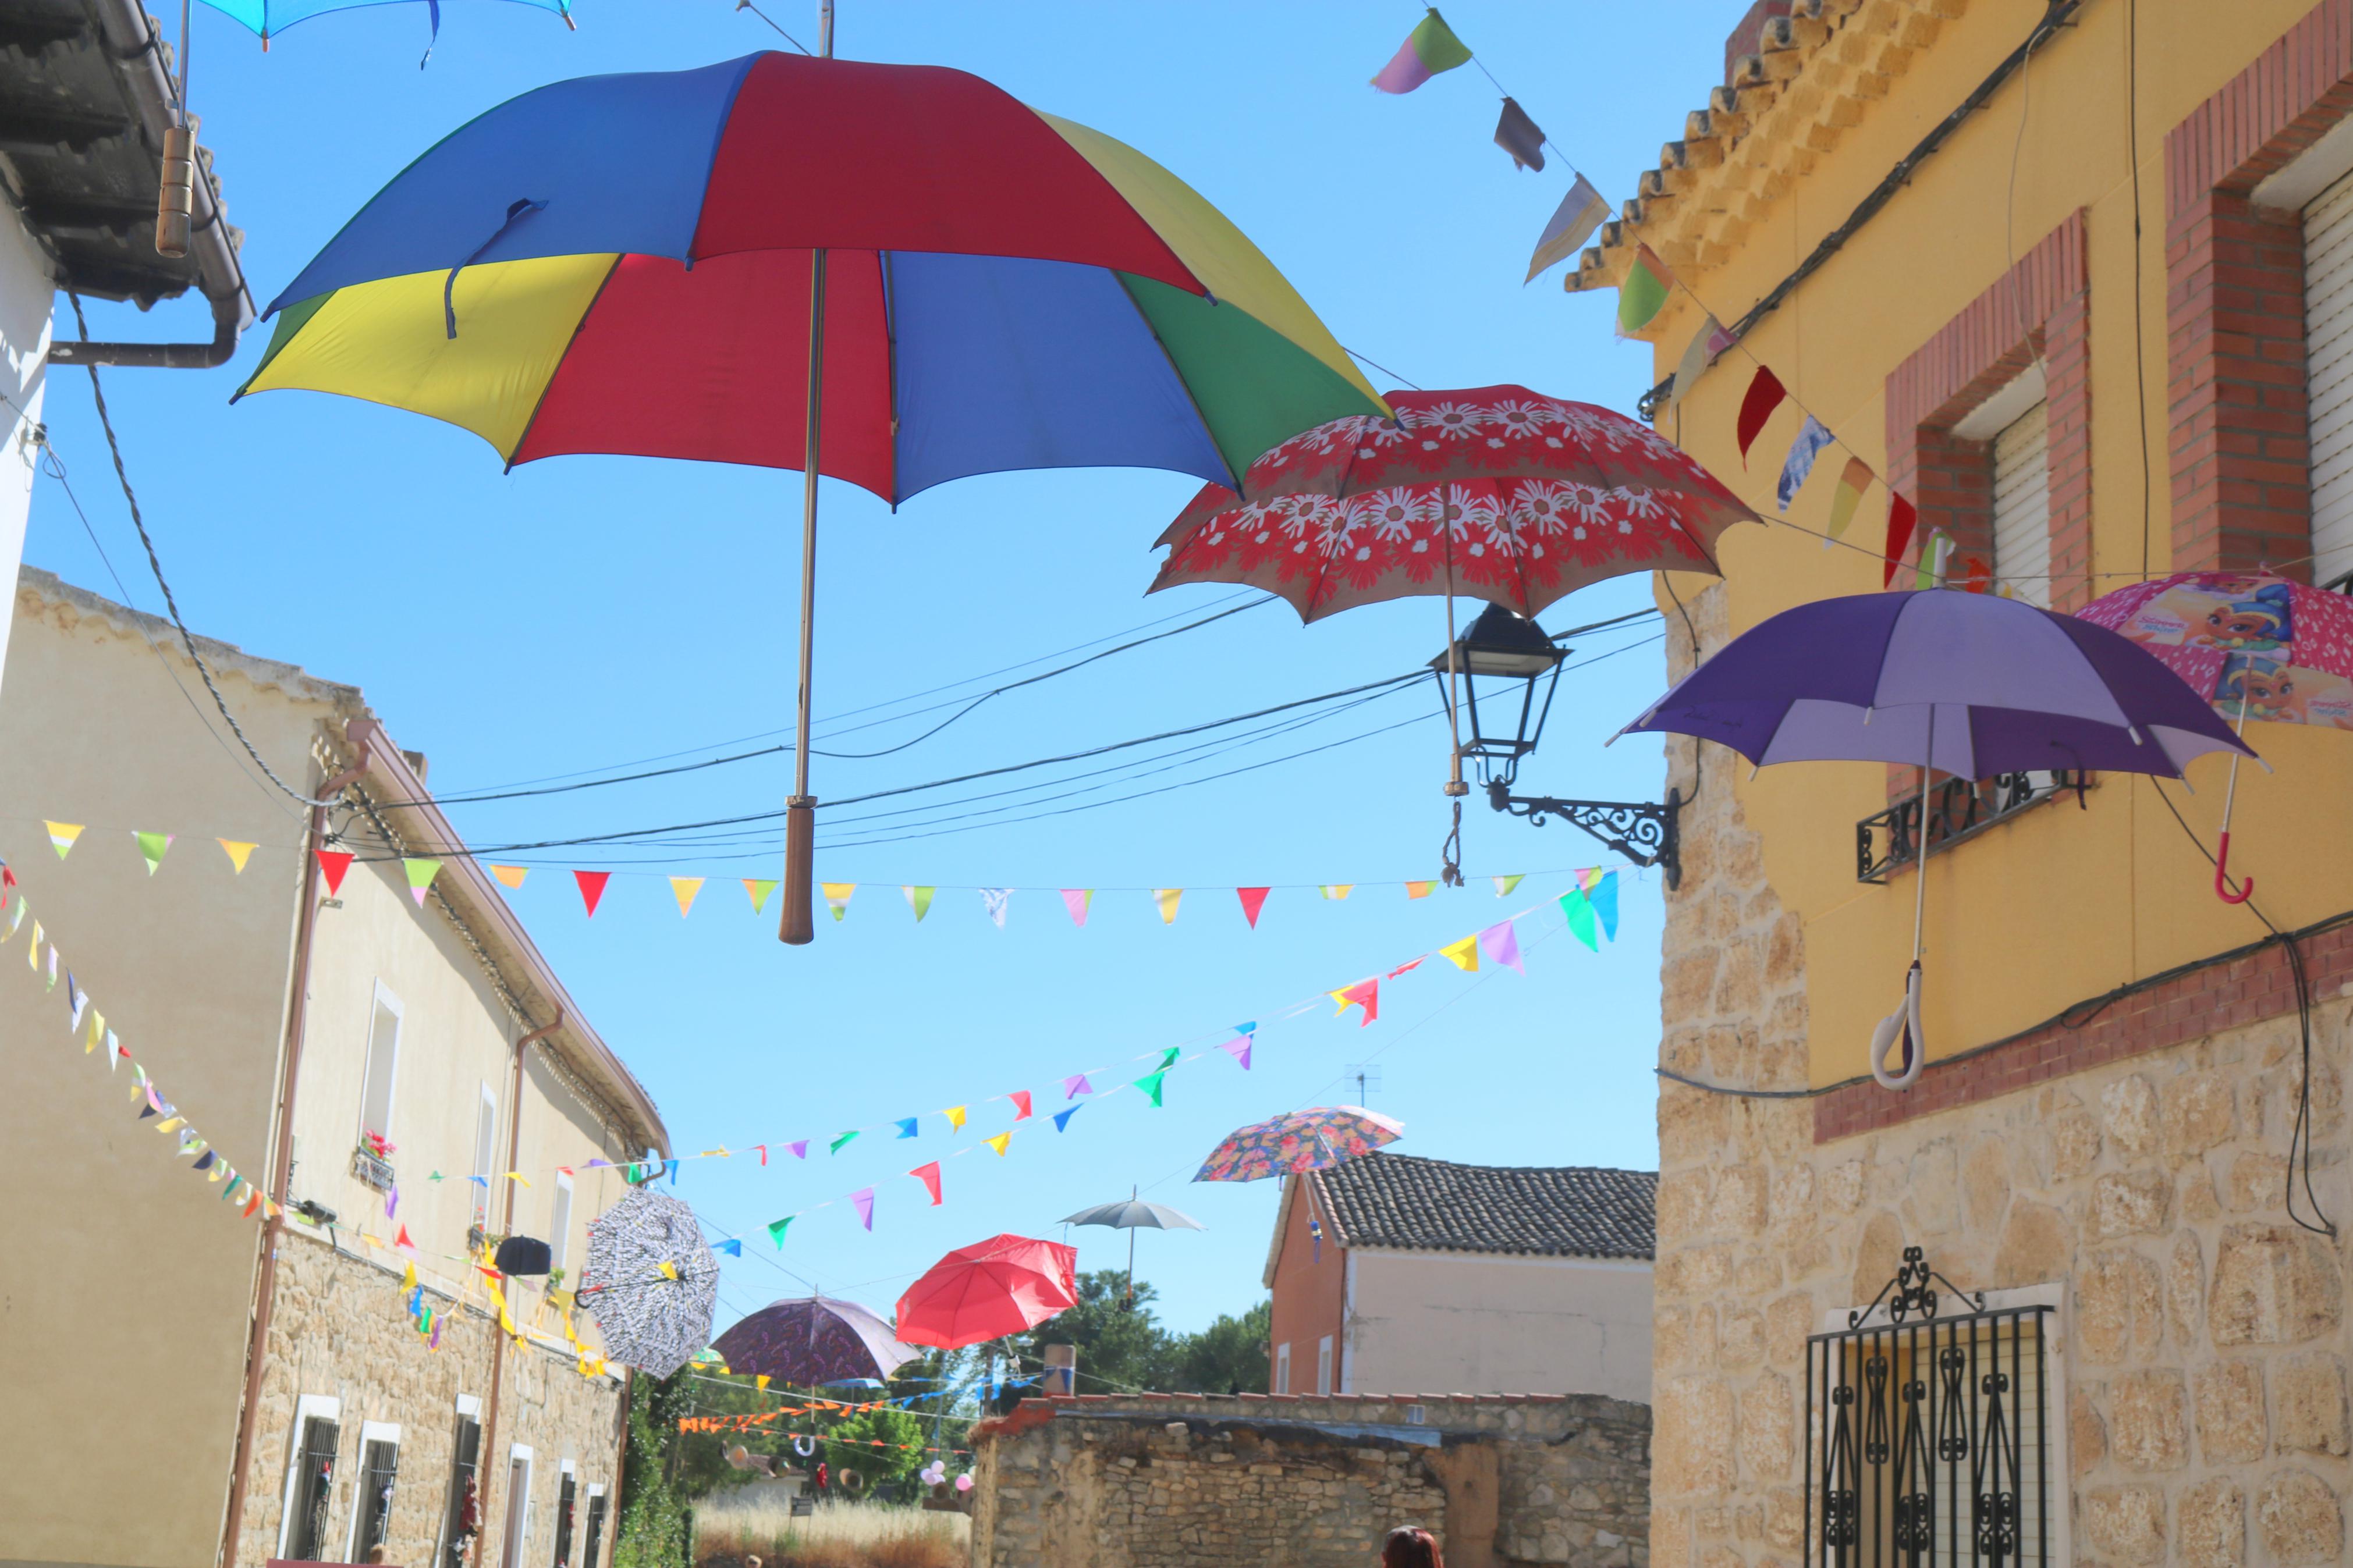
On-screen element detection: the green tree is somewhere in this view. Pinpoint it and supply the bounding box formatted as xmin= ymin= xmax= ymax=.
xmin=610 ymin=1386 xmax=691 ymax=1568
xmin=1016 ymin=1270 xmax=1175 ymax=1394
xmin=1164 ymin=1299 xmax=1272 ymax=1394
xmin=822 ymin=1405 xmax=927 ymax=1487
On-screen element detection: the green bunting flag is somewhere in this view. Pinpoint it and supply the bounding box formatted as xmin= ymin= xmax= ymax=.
xmin=1617 ymin=246 xmax=1672 ymax=335
xmin=766 ymin=1216 xmax=793 ymax=1248
xmin=1560 ymin=887 xmax=1598 ymax=951
xmin=1133 ymin=1071 xmax=1167 ymax=1108
xmin=1156 ymin=1047 xmax=1179 ymax=1071
xmin=830 ymin=1130 xmax=860 ymax=1155
xmin=1372 ymin=8 xmax=1472 ymax=94
xmin=134 ymin=831 xmax=172 ymax=876
xmin=903 ymin=885 xmax=935 ymax=922
xmin=403 ymin=858 xmax=442 ymax=906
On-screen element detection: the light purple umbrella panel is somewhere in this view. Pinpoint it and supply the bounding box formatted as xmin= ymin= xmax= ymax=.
xmin=1619 ymin=589 xmax=2256 ymax=1089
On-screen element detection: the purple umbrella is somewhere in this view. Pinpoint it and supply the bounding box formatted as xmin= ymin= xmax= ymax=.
xmin=708 ymin=1295 xmax=920 ymax=1387
xmin=1619 ymin=589 xmax=2256 ymax=1087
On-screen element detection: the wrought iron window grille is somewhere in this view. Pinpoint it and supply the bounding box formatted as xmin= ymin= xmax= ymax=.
xmin=1857 ymin=771 xmax=2088 ymax=884
xmin=1808 ymin=1249 xmax=2054 ymax=1568
xmin=351 ymin=1143 xmax=396 ymax=1192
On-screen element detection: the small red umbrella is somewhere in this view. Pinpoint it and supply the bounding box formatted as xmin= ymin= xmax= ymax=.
xmin=894 ymin=1233 xmax=1079 ymax=1350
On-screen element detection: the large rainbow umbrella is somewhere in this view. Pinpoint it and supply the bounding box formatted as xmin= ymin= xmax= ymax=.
xmin=236 ymin=49 xmax=1386 ymax=940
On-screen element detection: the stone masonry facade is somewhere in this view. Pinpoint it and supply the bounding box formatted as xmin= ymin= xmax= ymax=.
xmin=232 ymin=1226 xmax=626 ymax=1568
xmin=969 ymin=1392 xmax=1650 ymax=1568
xmin=1653 ymin=584 xmax=2352 ymax=1568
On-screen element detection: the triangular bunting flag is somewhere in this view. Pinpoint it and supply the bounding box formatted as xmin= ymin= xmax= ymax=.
xmin=1405 ymin=881 xmax=1436 ymax=899
xmin=1320 ymin=884 xmax=1353 ymax=901
xmin=908 ymin=1162 xmax=943 ymax=1206
xmin=1153 ymin=888 xmax=1183 ymax=925
xmin=1559 ymin=887 xmax=1598 ymax=951
xmin=1329 ymin=978 xmax=1379 ymax=1025
xmin=1219 ymin=1026 xmax=1255 ymax=1069
xmin=715 ymin=1239 xmax=743 ymax=1257
xmin=902 ymin=884 xmax=935 ymax=922
xmin=218 ymin=839 xmax=258 ymax=874
xmin=128 ymin=831 xmax=172 ymax=875
xmin=1133 ymin=1071 xmax=1166 ymax=1108
xmin=1777 ymin=417 xmax=1835 ymax=513
xmin=985 ymin=1131 xmax=1012 ymax=1157
xmin=670 ymin=876 xmax=704 ymax=918
xmin=894 ymin=1118 xmax=918 ymax=1139
xmin=1061 ymin=888 xmax=1092 ymax=927
xmin=831 ymin=1130 xmax=860 ymax=1154
xmin=1009 ymin=1090 xmax=1033 ymax=1121
xmin=491 ymin=864 xmax=528 ymax=889
xmin=821 ymin=883 xmax=856 ymax=921
xmin=1827 ymin=456 xmax=1873 ymax=542
xmin=850 ymin=1187 xmax=876 ymax=1231
xmin=786 ymin=1140 xmax=808 ymax=1160
xmin=1478 ymin=919 xmax=1525 ymax=974
xmin=403 ymin=858 xmax=442 ymax=906
xmin=943 ymin=1105 xmax=967 ymax=1132
xmin=1527 ymin=173 xmax=1609 ymax=283
xmin=573 ymin=869 xmax=609 ymax=917
xmin=1667 ymin=314 xmax=1726 ymax=410
xmin=1883 ymin=494 xmax=1919 ymax=587
xmin=1617 ymin=246 xmax=1672 ymax=335
xmin=980 ymin=888 xmax=1011 ymax=928
xmin=1736 ymin=365 xmax=1788 ymax=463
xmin=1587 ymin=868 xmax=1621 ymax=940
xmin=1053 ymin=1104 xmax=1084 ymax=1133
xmin=1371 ymin=7 xmax=1471 ymax=93
xmin=1492 ymin=873 xmax=1524 ymax=897
xmin=1237 ymin=887 xmax=1270 ymax=927
xmin=1493 ymin=96 xmax=1546 ymax=172
xmin=395 ymin=1224 xmax=415 ymax=1253
xmin=766 ymin=1217 xmax=793 ymax=1247
xmin=317 ymin=849 xmax=354 ymax=896
xmin=1062 ymin=1073 xmax=1092 ymax=1099
xmin=744 ymin=878 xmax=779 ymax=914
xmin=1439 ymin=934 xmax=1480 ymax=972
xmin=45 ymin=822 xmax=82 ymax=859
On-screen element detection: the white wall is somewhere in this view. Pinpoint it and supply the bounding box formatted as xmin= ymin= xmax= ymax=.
xmin=1341 ymin=1249 xmax=1654 ymax=1403
xmin=0 ymin=208 xmax=52 ymax=705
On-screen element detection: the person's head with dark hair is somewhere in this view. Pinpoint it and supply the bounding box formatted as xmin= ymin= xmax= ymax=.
xmin=1382 ymin=1526 xmax=1445 ymax=1568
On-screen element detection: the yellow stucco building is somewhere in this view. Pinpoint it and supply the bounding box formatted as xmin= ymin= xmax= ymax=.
xmin=1567 ymin=1 xmax=2353 ymax=1565
xmin=0 ymin=570 xmax=670 ymax=1568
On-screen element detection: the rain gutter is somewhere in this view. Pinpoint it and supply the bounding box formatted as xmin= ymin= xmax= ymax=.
xmin=46 ymin=0 xmax=254 ymax=370
xmin=474 ymin=1009 xmax=565 ymax=1565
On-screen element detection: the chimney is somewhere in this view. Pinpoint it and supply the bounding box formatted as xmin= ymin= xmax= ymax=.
xmin=402 ymin=749 xmax=429 ymax=785
xmin=1724 ymin=0 xmax=1793 ymax=83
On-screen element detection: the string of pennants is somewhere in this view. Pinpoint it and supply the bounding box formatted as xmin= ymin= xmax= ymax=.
xmin=1369 ymin=8 xmax=1966 ymax=591
xmin=24 ymin=819 xmax=1569 ymax=929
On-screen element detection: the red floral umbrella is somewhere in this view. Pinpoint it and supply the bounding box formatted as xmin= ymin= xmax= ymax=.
xmin=894 ymin=1234 xmax=1078 ymax=1351
xmin=1148 ymin=385 xmax=1758 ymax=623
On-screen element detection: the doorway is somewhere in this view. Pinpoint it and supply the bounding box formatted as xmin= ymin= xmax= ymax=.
xmin=501 ymin=1452 xmax=533 ymax=1568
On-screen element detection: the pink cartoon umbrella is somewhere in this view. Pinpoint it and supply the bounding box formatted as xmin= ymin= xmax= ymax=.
xmin=2078 ymin=573 xmax=2349 ymax=901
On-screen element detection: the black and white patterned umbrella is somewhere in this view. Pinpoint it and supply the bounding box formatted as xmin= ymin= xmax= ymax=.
xmin=577 ymin=1187 xmax=718 ymax=1378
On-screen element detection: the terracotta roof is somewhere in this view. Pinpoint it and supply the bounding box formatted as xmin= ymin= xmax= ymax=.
xmin=1562 ymin=0 xmax=1947 ymax=319
xmin=1310 ymin=1153 xmax=1656 ymax=1261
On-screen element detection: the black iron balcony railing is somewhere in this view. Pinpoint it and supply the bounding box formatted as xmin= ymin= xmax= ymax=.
xmin=350 ymin=1143 xmax=396 ymax=1192
xmin=1857 ymin=770 xmax=2087 ymax=883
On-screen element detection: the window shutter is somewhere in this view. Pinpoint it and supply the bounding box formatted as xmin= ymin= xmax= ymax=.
xmin=2305 ymin=170 xmax=2353 ymax=585
xmin=1991 ymin=403 xmax=2052 ymax=606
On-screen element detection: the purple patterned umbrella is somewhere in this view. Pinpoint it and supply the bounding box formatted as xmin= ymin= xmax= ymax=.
xmin=1619 ymin=588 xmax=2256 ymax=1089
xmin=708 ymin=1296 xmax=919 ymax=1387
xmin=1193 ymin=1107 xmax=1403 ymax=1184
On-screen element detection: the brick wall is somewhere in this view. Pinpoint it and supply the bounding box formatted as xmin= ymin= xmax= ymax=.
xmin=2164 ymin=0 xmax=2353 ymax=578
xmin=1884 ymin=211 xmax=2093 ymax=608
xmin=970 ymin=1392 xmax=1651 ymax=1568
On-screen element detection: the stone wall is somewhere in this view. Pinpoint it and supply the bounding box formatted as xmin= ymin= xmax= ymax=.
xmin=969 ymin=1391 xmax=1649 ymax=1568
xmin=1652 ymin=585 xmax=2353 ymax=1568
xmin=233 ymin=1225 xmax=626 ymax=1568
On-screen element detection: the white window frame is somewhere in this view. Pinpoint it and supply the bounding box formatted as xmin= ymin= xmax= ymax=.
xmin=503 ymin=1445 xmax=535 ymax=1568
xmin=345 ymin=1420 xmax=404 ymax=1563
xmin=551 ymin=1172 xmax=575 ymax=1274
xmin=1315 ymin=1334 xmax=1334 ymax=1396
xmin=1273 ymin=1341 xmax=1291 ymax=1395
xmin=277 ymin=1393 xmax=343 ymax=1558
xmin=1820 ymin=1281 xmax=2073 ymax=1568
xmin=359 ymin=982 xmax=404 ymax=1148
xmin=433 ymin=1396 xmax=485 ymax=1568
xmin=473 ymin=1084 xmax=500 ymax=1226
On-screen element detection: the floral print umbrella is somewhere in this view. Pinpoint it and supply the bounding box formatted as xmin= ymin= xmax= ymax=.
xmin=1148 ymin=385 xmax=1758 ymax=623
xmin=1193 ymin=1106 xmax=1404 ymax=1183
xmin=577 ymin=1188 xmax=719 ymax=1379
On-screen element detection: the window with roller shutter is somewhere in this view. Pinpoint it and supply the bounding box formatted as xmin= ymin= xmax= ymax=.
xmin=1991 ymin=404 xmax=2052 ymax=607
xmin=2305 ymin=169 xmax=2353 ymax=586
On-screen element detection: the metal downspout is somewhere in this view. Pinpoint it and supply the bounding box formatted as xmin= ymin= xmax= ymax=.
xmin=474 ymin=1008 xmax=564 ymax=1565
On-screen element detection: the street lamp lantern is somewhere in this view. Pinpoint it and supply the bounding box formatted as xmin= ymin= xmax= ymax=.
xmin=1433 ymin=603 xmax=1683 ymax=890
xmin=1427 ymin=603 xmax=1566 ymax=794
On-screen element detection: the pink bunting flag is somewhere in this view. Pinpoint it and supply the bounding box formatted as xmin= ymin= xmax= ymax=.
xmin=574 ymin=869 xmax=611 ymax=918
xmin=1329 ymin=979 xmax=1379 ymax=1026
xmin=1236 ymin=887 xmax=1270 ymax=927
xmin=755 ymin=1144 xmax=767 ymax=1167
xmin=850 ymin=1187 xmax=876 ymax=1231
xmin=908 ymin=1161 xmax=943 ymax=1206
xmin=1060 ymin=889 xmax=1092 ymax=927
xmin=1062 ymin=1073 xmax=1092 ymax=1099
xmin=1478 ymin=919 xmax=1525 ymax=975
xmin=1009 ymin=1090 xmax=1033 ymax=1121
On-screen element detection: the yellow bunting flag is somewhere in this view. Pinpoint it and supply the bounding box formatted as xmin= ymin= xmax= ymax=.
xmin=1492 ymin=874 xmax=1524 ymax=897
xmin=985 ymin=1132 xmax=1012 ymax=1157
xmin=506 ymin=1172 xmax=531 ymax=1187
xmin=1439 ymin=934 xmax=1481 ymax=972
xmin=756 ymin=1375 xmax=771 ymax=1392
xmin=822 ymin=883 xmax=856 ymax=921
xmin=1320 ymin=884 xmax=1354 ymax=901
xmin=44 ymin=822 xmax=82 ymax=859
xmin=1154 ymin=888 xmax=1183 ymax=925
xmin=402 ymin=1261 xmax=418 ymax=1292
xmin=743 ymin=878 xmax=778 ymax=914
xmin=944 ymin=1105 xmax=967 ymax=1132
xmin=1826 ymin=456 xmax=1873 ymax=542
xmin=1405 ymin=881 xmax=1436 ymax=899
xmin=27 ymin=923 xmax=39 ymax=970
xmin=86 ymin=1009 xmax=105 ymax=1054
xmin=670 ymin=876 xmax=704 ymax=918
xmin=218 ymin=840 xmax=258 ymax=874
xmin=491 ymin=864 xmax=529 ymax=889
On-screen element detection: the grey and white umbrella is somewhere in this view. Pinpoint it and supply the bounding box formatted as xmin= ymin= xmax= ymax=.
xmin=578 ymin=1187 xmax=719 ymax=1378
xmin=1059 ymin=1189 xmax=1205 ymax=1304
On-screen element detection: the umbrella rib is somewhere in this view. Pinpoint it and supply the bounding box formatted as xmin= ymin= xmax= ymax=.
xmin=500 ymin=254 xmax=625 ymax=474
xmin=1107 ymin=272 xmax=1238 ymax=490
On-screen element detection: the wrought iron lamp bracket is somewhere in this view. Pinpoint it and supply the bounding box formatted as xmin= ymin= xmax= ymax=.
xmin=1848 ymin=1245 xmax=1985 ymax=1328
xmin=1488 ymin=781 xmax=1682 ymax=890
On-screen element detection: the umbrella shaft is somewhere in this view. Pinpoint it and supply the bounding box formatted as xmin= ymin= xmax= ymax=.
xmin=780 ymin=246 xmax=828 ymax=945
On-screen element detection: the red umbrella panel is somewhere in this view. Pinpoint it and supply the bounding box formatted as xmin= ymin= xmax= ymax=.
xmin=894 ymin=1233 xmax=1079 ymax=1351
xmin=1149 ymin=385 xmax=1759 ymax=623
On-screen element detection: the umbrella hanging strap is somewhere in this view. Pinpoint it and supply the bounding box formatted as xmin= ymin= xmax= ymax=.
xmin=1439 ymin=531 xmax=1467 ymax=886
xmin=1911 ymin=705 xmax=1936 ymax=965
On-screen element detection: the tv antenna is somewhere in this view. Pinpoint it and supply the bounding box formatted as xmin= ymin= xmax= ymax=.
xmin=1343 ymin=1064 xmax=1382 ymax=1104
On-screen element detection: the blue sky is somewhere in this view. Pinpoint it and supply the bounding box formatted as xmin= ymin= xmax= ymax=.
xmin=38 ymin=1 xmax=1732 ymax=1336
